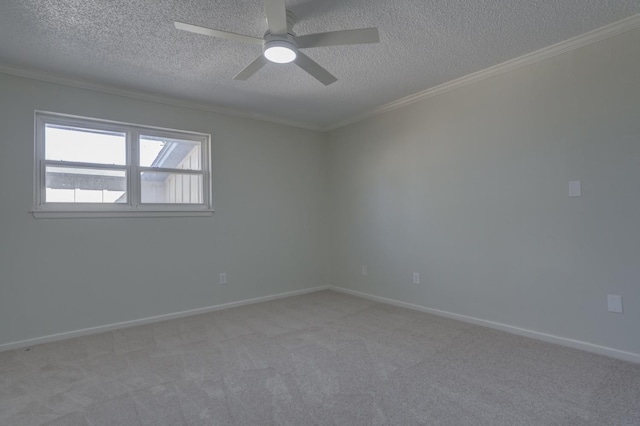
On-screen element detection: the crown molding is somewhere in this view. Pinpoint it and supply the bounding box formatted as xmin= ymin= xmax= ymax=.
xmin=2 ymin=13 xmax=639 ymax=134
xmin=0 ymin=64 xmax=323 ymax=132
xmin=324 ymin=13 xmax=640 ymax=132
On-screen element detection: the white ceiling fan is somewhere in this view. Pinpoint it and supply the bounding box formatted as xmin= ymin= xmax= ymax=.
xmin=174 ymin=0 xmax=380 ymax=85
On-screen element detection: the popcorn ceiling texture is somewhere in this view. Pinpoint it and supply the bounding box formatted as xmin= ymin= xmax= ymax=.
xmin=0 ymin=0 xmax=638 ymax=127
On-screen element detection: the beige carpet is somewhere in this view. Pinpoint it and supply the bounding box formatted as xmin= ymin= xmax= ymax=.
xmin=1 ymin=290 xmax=639 ymax=425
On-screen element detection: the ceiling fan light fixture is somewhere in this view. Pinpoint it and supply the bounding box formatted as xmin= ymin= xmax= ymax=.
xmin=174 ymin=1 xmax=379 ymax=84
xmin=263 ymin=37 xmax=297 ymax=63
xmin=264 ymin=45 xmax=296 ymax=63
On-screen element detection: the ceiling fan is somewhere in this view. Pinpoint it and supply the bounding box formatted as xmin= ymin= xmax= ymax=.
xmin=174 ymin=0 xmax=380 ymax=85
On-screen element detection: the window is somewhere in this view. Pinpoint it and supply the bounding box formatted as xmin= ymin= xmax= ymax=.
xmin=34 ymin=112 xmax=212 ymax=218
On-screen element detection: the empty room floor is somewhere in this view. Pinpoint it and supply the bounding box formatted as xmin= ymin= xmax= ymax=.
xmin=1 ymin=290 xmax=639 ymax=425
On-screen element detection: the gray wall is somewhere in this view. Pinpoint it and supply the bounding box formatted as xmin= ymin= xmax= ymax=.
xmin=0 ymin=74 xmax=329 ymax=346
xmin=327 ymin=28 xmax=640 ymax=354
xmin=2 ymin=27 xmax=639 ymax=356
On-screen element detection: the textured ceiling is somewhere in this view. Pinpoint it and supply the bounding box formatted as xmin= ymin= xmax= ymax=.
xmin=0 ymin=1 xmax=638 ymax=128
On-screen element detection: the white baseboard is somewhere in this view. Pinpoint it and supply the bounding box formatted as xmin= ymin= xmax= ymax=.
xmin=330 ymin=286 xmax=640 ymax=364
xmin=0 ymin=286 xmax=329 ymax=352
xmin=5 ymin=284 xmax=637 ymax=364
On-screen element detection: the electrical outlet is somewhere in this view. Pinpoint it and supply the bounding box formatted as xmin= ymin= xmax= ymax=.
xmin=219 ymin=273 xmax=227 ymax=285
xmin=362 ymin=265 xmax=368 ymax=276
xmin=413 ymin=273 xmax=420 ymax=285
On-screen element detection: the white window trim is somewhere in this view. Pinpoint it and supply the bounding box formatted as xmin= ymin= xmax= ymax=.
xmin=33 ymin=111 xmax=213 ymax=218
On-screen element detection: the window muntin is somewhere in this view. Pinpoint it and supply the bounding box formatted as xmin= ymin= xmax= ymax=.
xmin=34 ymin=112 xmax=212 ymax=217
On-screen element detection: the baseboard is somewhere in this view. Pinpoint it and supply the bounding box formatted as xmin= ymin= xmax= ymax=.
xmin=329 ymin=286 xmax=640 ymax=364
xmin=5 ymin=284 xmax=637 ymax=364
xmin=0 ymin=286 xmax=330 ymax=352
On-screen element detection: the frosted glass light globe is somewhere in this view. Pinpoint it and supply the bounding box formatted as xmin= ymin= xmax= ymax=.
xmin=264 ymin=45 xmax=296 ymax=63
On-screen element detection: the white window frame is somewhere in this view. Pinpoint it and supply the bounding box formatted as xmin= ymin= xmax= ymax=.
xmin=33 ymin=111 xmax=213 ymax=218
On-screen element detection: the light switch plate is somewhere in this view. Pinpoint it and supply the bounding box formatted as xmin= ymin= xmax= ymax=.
xmin=569 ymin=181 xmax=581 ymax=197
xmin=607 ymin=295 xmax=623 ymax=313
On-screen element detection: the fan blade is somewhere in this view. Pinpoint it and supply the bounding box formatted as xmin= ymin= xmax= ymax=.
xmin=174 ymin=21 xmax=263 ymax=45
xmin=296 ymin=28 xmax=379 ymax=48
xmin=233 ymin=55 xmax=269 ymax=80
xmin=294 ymin=52 xmax=337 ymax=86
xmin=264 ymin=0 xmax=288 ymax=35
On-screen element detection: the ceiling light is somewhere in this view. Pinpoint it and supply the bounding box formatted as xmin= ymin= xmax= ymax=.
xmin=263 ymin=37 xmax=297 ymax=63
xmin=264 ymin=46 xmax=296 ymax=63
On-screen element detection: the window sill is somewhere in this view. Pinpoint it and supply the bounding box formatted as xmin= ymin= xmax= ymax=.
xmin=32 ymin=209 xmax=214 ymax=219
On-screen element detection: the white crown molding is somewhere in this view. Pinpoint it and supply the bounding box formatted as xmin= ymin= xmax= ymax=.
xmin=330 ymin=286 xmax=640 ymax=364
xmin=0 ymin=286 xmax=329 ymax=352
xmin=1 ymin=14 xmax=638 ymax=133
xmin=0 ymin=64 xmax=323 ymax=132
xmin=324 ymin=13 xmax=640 ymax=132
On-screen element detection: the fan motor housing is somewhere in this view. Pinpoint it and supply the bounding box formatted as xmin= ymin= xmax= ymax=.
xmin=263 ymin=33 xmax=298 ymax=49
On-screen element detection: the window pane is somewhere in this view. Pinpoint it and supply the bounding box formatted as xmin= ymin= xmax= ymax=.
xmin=139 ymin=136 xmax=201 ymax=170
xmin=45 ymin=124 xmax=126 ymax=165
xmin=140 ymin=172 xmax=203 ymax=204
xmin=45 ymin=166 xmax=127 ymax=203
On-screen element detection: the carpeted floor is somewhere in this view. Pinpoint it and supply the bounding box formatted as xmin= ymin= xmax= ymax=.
xmin=1 ymin=290 xmax=639 ymax=425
